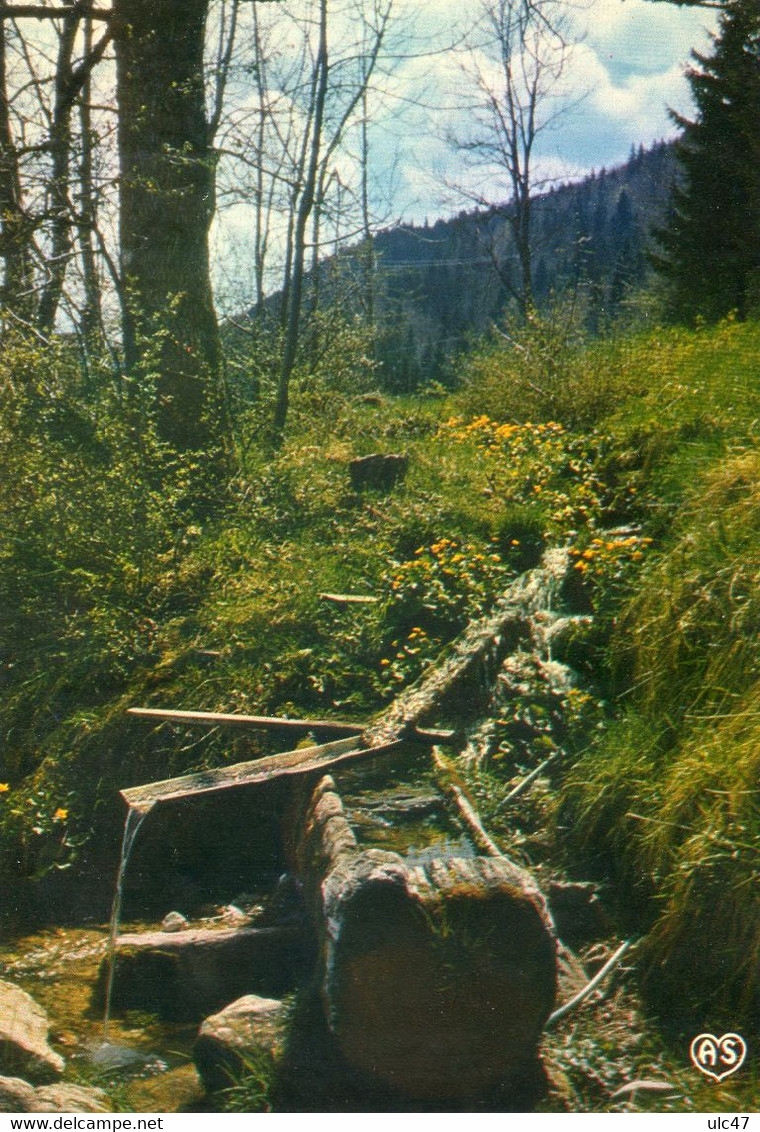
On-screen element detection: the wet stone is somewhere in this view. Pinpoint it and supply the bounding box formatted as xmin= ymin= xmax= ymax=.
xmin=0 ymin=980 xmax=65 ymax=1084
xmin=161 ymin=912 xmax=189 ymax=933
xmin=0 ymin=1077 xmax=110 ymax=1114
xmin=194 ymin=995 xmax=288 ymax=1093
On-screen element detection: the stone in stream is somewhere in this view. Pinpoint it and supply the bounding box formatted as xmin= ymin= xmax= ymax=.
xmin=94 ymin=924 xmax=311 ymax=1022
xmin=194 ymin=995 xmax=288 ymax=1093
xmin=0 ymin=1077 xmax=110 ymax=1113
xmin=286 ymin=775 xmax=558 ymax=1100
xmin=161 ymin=911 xmax=189 ymax=932
xmin=0 ymin=980 xmax=65 ymax=1084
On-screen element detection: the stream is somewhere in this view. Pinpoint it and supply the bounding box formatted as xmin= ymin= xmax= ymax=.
xmin=0 ymin=544 xmax=638 ymax=1113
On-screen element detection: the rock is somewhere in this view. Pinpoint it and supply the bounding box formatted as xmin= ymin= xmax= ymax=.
xmin=349 ymin=452 xmax=408 ymax=492
xmin=0 ymin=981 xmax=65 ymax=1084
xmin=219 ymin=904 xmax=248 ymax=925
xmin=194 ymin=995 xmax=288 ymax=1093
xmin=33 ymin=1084 xmax=111 ymax=1113
xmin=0 ymin=1078 xmax=37 ymax=1112
xmin=0 ymin=1077 xmax=109 ymax=1114
xmin=547 ymin=881 xmax=611 ymax=945
xmin=161 ymin=911 xmax=189 ymax=932
xmin=94 ymin=925 xmax=311 ymax=1022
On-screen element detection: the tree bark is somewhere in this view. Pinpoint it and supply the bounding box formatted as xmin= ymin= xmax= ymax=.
xmin=75 ymin=13 xmax=102 ymax=347
xmin=113 ymin=0 xmax=222 ymax=451
xmin=286 ymin=773 xmax=557 ymax=1099
xmin=36 ymin=10 xmax=78 ymax=335
xmin=0 ymin=18 xmax=34 ymax=323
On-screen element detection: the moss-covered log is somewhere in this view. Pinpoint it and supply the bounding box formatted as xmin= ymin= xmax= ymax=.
xmin=286 ymin=774 xmax=557 ymax=1100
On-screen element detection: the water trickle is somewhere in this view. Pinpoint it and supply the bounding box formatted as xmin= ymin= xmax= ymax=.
xmin=102 ymin=802 xmax=153 ymax=1040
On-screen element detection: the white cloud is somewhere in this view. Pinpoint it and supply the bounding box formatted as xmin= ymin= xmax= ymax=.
xmin=586 ymin=0 xmax=716 ymax=75
xmin=213 ymin=0 xmax=721 ymax=260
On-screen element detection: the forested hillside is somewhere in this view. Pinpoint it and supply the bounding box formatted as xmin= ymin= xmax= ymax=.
xmin=300 ymin=142 xmax=677 ymax=388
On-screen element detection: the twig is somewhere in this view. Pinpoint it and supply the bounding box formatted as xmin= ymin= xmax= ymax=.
xmin=432 ymin=746 xmax=508 ymax=860
xmin=318 ymin=592 xmax=379 ymax=604
xmin=497 ymin=751 xmax=561 ymax=808
xmin=545 ymin=939 xmax=634 ymax=1029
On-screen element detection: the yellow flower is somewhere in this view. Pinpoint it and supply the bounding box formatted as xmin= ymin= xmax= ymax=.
xmin=380 ymin=658 xmax=390 ymax=667
xmin=54 ymin=808 xmax=68 ymax=821
xmin=0 ymin=783 xmax=9 ymax=793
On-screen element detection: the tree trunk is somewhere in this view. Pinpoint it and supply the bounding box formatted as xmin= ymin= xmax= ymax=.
xmin=273 ymin=0 xmax=328 ymax=440
xmin=113 ymin=0 xmax=222 ymax=451
xmin=0 ymin=18 xmax=34 ymax=324
xmin=36 ymin=11 xmax=78 ymax=335
xmin=76 ymin=14 xmax=102 ymax=347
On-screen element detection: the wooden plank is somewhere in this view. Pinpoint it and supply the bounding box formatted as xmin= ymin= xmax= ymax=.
xmin=127 ymin=706 xmax=455 ymax=746
xmin=127 ymin=707 xmax=364 ymax=737
xmin=120 ymin=735 xmax=405 ymax=809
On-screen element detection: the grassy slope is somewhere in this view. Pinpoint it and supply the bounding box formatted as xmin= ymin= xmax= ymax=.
xmin=1 ymin=316 xmax=759 ymax=1042
xmin=560 ymin=318 xmax=760 ymax=1032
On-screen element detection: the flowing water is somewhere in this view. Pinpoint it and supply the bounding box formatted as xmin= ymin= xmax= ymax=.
xmin=102 ymin=803 xmax=154 ymax=1041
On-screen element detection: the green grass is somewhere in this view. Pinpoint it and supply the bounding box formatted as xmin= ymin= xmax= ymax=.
xmin=3 ymin=313 xmax=760 ymax=1050
xmin=556 ymin=319 xmax=760 ymax=1034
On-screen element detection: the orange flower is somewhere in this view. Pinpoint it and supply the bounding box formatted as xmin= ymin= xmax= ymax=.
xmin=53 ymin=808 xmax=68 ymax=821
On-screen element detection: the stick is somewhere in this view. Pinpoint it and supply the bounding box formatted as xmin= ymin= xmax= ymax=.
xmin=127 ymin=706 xmax=363 ymax=736
xmin=498 ymin=752 xmax=561 ymax=808
xmin=431 ymin=746 xmax=512 ymax=861
xmin=545 ymin=939 xmax=634 ymax=1029
xmin=318 ymin=592 xmax=379 ymax=604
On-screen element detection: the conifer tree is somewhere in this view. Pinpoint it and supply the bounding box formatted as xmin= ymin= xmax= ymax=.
xmin=653 ymin=0 xmax=760 ymax=322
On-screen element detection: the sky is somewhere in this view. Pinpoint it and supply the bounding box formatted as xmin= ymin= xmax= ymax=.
xmin=384 ymin=0 xmax=718 ymax=224
xmin=211 ymin=0 xmax=718 ymax=307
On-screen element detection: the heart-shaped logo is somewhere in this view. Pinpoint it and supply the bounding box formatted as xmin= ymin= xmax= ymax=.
xmin=690 ymin=1033 xmax=747 ymax=1082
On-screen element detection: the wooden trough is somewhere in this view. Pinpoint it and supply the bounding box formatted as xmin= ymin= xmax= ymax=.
xmin=286 ymin=772 xmax=556 ymax=1099
xmin=119 ymin=584 xmax=558 ymax=1099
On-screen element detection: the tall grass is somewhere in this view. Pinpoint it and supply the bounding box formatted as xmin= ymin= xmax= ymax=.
xmin=562 ymin=432 xmax=760 ymax=1032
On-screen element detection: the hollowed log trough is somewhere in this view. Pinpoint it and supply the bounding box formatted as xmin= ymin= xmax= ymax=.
xmin=117 ymin=576 xmax=559 ymax=1098
xmin=287 ymin=772 xmax=557 ymax=1100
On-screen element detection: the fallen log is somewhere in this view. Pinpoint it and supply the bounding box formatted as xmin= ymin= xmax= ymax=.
xmin=285 ymin=774 xmax=557 ymax=1100
xmin=124 ymin=565 xmax=528 ymax=808
xmin=363 ymin=584 xmax=525 ymax=748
